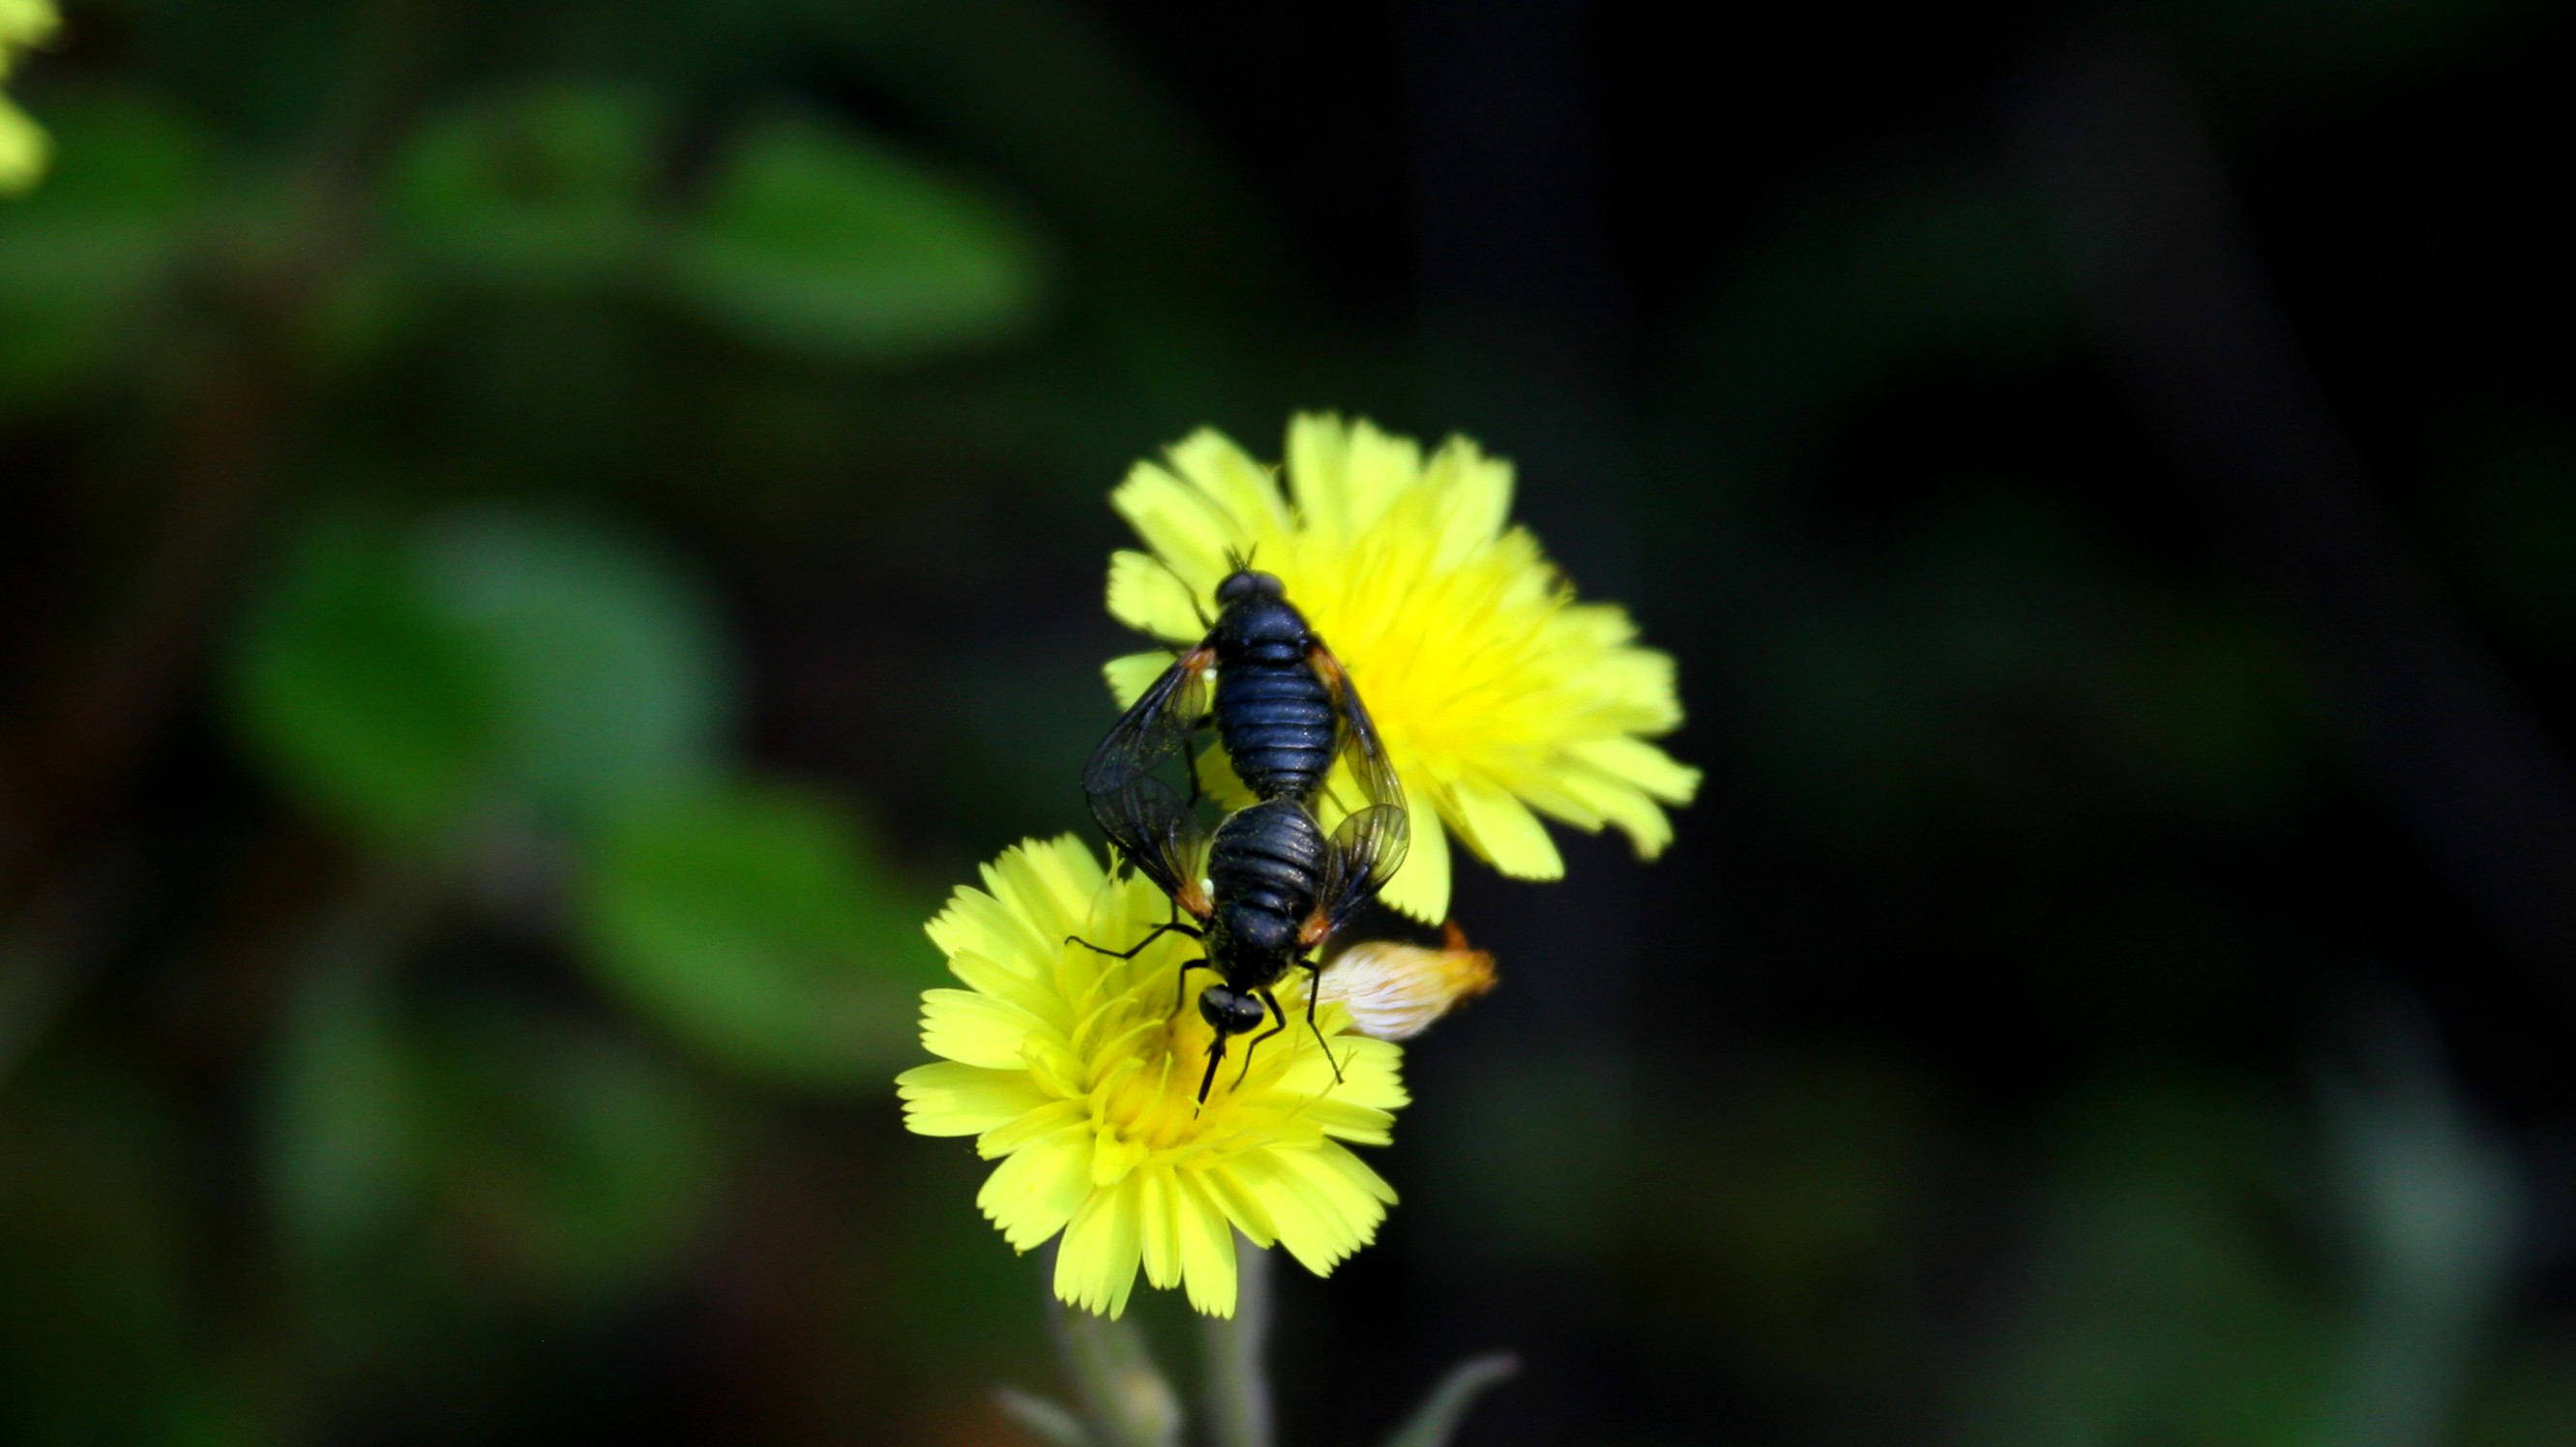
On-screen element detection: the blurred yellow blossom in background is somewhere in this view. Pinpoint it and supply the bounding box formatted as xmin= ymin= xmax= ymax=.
xmin=0 ymin=0 xmax=56 ymax=195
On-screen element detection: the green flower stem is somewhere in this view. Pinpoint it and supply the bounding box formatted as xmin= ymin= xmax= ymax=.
xmin=1044 ymin=1245 xmax=1181 ymax=1447
xmin=993 ymin=1387 xmax=1092 ymax=1447
xmin=1201 ymin=1234 xmax=1274 ymax=1447
xmin=1380 ymin=1354 xmax=1520 ymax=1447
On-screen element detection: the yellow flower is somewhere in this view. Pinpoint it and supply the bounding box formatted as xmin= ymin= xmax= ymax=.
xmin=1103 ymin=413 xmax=1699 ymax=923
xmin=1319 ymin=922 xmax=1497 ymax=1042
xmin=896 ymin=835 xmax=1406 ymax=1318
xmin=0 ymin=0 xmax=57 ymax=197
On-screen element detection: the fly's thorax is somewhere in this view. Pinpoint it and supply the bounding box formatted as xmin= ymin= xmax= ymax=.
xmin=1212 ymin=594 xmax=1312 ymax=654
xmin=1203 ymin=917 xmax=1298 ymax=989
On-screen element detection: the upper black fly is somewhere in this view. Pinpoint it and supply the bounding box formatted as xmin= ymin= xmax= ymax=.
xmin=1079 ymin=565 xmax=1409 ymax=1103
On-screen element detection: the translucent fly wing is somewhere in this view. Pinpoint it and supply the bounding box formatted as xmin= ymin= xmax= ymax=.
xmin=1309 ymin=641 xmax=1406 ymax=820
xmin=1083 ymin=645 xmax=1213 ymax=799
xmin=1092 ymin=774 xmax=1214 ymax=914
xmin=1310 ymin=802 xmax=1412 ymax=942
xmin=1083 ymin=646 xmax=1216 ymax=909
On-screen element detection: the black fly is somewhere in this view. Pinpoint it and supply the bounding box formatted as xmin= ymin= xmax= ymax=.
xmin=1079 ymin=566 xmax=1409 ymax=1103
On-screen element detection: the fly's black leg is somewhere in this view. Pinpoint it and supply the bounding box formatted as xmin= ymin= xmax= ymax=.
xmin=1232 ymin=989 xmax=1290 ymax=1092
xmin=1292 ymin=961 xmax=1346 ymax=1085
xmin=1170 ymin=958 xmax=1212 ymax=1016
xmin=1143 ymin=550 xmax=1215 ymax=632
xmin=1065 ymin=909 xmax=1203 ymax=961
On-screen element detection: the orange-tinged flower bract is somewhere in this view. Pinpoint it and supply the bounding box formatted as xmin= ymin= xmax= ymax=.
xmin=1103 ymin=414 xmax=1699 ymax=923
xmin=1320 ymin=923 xmax=1498 ymax=1042
xmin=896 ymin=836 xmax=1407 ymax=1318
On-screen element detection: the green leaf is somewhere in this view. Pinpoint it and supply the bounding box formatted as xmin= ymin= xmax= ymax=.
xmin=1379 ymin=1354 xmax=1520 ymax=1447
xmin=229 ymin=517 xmax=499 ymax=848
xmin=0 ymin=90 xmax=210 ymax=412
xmin=1961 ymin=1077 xmax=2337 ymax=1446
xmin=265 ymin=945 xmax=421 ymax=1262
xmin=388 ymin=84 xmax=664 ymax=289
xmin=0 ymin=1056 xmax=252 ymax=1441
xmin=265 ymin=976 xmax=721 ymax=1309
xmin=229 ymin=508 xmax=730 ymax=847
xmin=575 ymin=783 xmax=937 ymax=1089
xmin=414 ymin=508 xmax=730 ymax=829
xmin=410 ymin=1002 xmax=720 ymax=1300
xmin=666 ymin=112 xmax=1045 ymax=360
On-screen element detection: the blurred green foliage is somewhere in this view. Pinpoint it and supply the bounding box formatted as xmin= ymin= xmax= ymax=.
xmin=579 ymin=784 xmax=933 ymax=1086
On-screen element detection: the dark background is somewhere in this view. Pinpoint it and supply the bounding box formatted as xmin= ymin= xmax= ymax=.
xmin=5 ymin=0 xmax=2575 ymax=1442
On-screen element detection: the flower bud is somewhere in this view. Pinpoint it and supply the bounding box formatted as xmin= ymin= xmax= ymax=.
xmin=1318 ymin=922 xmax=1496 ymax=1041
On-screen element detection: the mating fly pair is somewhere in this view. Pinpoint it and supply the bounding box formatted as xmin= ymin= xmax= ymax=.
xmin=1081 ymin=565 xmax=1409 ymax=1104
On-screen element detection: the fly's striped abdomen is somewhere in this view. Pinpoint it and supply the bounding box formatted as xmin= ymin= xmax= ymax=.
xmin=1213 ymin=642 xmax=1338 ymax=802
xmin=1206 ymin=801 xmax=1324 ymax=979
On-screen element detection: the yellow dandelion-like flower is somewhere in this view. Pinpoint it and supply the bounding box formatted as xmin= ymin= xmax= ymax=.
xmin=1102 ymin=413 xmax=1700 ymax=923
xmin=896 ymin=835 xmax=1406 ymax=1318
xmin=0 ymin=0 xmax=58 ymax=197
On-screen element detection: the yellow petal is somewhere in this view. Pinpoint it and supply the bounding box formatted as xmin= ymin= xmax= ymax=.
xmin=986 ymin=842 xmax=1093 ymax=949
xmin=1200 ymin=1162 xmax=1280 ymax=1249
xmin=1232 ymin=1150 xmax=1361 ymax=1275
xmin=948 ymin=949 xmax=1059 ymax=1020
xmin=1108 ymin=550 xmax=1206 ymax=643
xmin=1447 ymin=777 xmax=1564 ymax=879
xmin=1056 ymin=1172 xmax=1145 ymax=1317
xmin=897 ymin=1062 xmax=1052 ymax=1137
xmin=1567 ymin=734 xmax=1701 ymax=804
xmin=1285 ymin=414 xmax=1356 ymax=544
xmin=1092 ymin=1129 xmax=1146 ymax=1187
xmin=1026 ymin=835 xmax=1112 ymax=922
xmin=1424 ymin=437 xmax=1513 ymax=569
xmin=1297 ymin=1097 xmax=1395 ymax=1146
xmin=978 ymin=1126 xmax=1094 ymax=1250
xmin=1547 ymin=768 xmax=1673 ymax=859
xmin=1336 ymin=419 xmax=1423 ymax=537
xmin=1173 ymin=1169 xmax=1240 ymax=1316
xmin=1138 ymin=1167 xmax=1182 ymax=1288
xmin=929 ymin=879 xmax=1055 ymax=974
xmin=1269 ymin=1145 xmax=1394 ymax=1268
xmin=1104 ymin=651 xmax=1175 ymax=710
xmin=1195 ymin=742 xmax=1255 ymax=812
xmin=1308 ymin=1140 xmax=1399 ymax=1206
xmin=1374 ymin=788 xmax=1451 ymax=924
xmin=978 ymin=1099 xmax=1088 ymax=1159
xmin=1111 ymin=460 xmax=1237 ymax=581
xmin=1163 ymin=428 xmax=1291 ymax=542
xmin=921 ymin=989 xmax=1047 ymax=1070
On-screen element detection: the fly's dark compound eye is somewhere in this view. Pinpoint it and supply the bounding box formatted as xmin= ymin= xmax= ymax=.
xmin=1198 ymin=985 xmax=1266 ymax=1036
xmin=1216 ymin=570 xmax=1285 ymax=605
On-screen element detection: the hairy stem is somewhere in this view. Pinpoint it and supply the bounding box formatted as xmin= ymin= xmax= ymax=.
xmin=1201 ymin=1234 xmax=1274 ymax=1447
xmin=1043 ymin=1246 xmax=1182 ymax=1447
